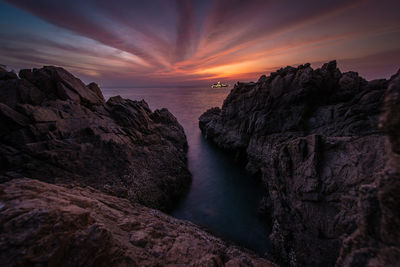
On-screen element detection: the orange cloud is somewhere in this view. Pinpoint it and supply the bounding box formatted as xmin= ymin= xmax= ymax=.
xmin=1 ymin=0 xmax=399 ymax=86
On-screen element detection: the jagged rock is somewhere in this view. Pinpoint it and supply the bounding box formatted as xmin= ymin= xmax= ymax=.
xmin=19 ymin=66 xmax=104 ymax=105
xmin=336 ymin=70 xmax=400 ymax=266
xmin=87 ymin=82 xmax=106 ymax=102
xmin=0 ymin=178 xmax=274 ymax=267
xmin=0 ymin=66 xmax=191 ymax=211
xmin=199 ymin=61 xmax=392 ymax=266
xmin=0 ymin=67 xmax=18 ymax=81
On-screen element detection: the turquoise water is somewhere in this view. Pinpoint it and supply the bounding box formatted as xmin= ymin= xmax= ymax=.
xmin=102 ymin=87 xmax=270 ymax=255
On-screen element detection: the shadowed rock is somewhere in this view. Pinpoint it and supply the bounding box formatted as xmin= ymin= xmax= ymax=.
xmin=336 ymin=70 xmax=400 ymax=266
xmin=0 ymin=66 xmax=277 ymax=266
xmin=0 ymin=67 xmax=18 ymax=81
xmin=18 ymin=66 xmax=104 ymax=105
xmin=0 ymin=66 xmax=191 ymax=211
xmin=0 ymin=178 xmax=275 ymax=267
xmin=199 ymin=61 xmax=395 ymax=266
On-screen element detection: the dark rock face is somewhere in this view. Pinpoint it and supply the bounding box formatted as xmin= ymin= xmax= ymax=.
xmin=0 ymin=178 xmax=274 ymax=267
xmin=336 ymin=70 xmax=400 ymax=266
xmin=0 ymin=66 xmax=191 ymax=211
xmin=199 ymin=61 xmax=393 ymax=266
xmin=0 ymin=66 xmax=275 ymax=266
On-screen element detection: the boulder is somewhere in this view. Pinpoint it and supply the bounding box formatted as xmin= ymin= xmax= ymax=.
xmin=87 ymin=82 xmax=106 ymax=102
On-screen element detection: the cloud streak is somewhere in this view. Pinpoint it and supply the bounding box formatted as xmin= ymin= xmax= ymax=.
xmin=173 ymin=0 xmax=195 ymax=63
xmin=7 ymin=0 xmax=162 ymax=67
xmin=1 ymin=0 xmax=399 ymax=86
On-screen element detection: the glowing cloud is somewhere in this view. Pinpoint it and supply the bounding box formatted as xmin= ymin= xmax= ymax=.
xmin=0 ymin=0 xmax=399 ymax=86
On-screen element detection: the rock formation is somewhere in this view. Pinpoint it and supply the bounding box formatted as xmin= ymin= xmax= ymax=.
xmin=0 ymin=66 xmax=276 ymax=266
xmin=0 ymin=178 xmax=274 ymax=266
xmin=0 ymin=66 xmax=191 ymax=211
xmin=199 ymin=61 xmax=397 ymax=266
xmin=336 ymin=70 xmax=400 ymax=266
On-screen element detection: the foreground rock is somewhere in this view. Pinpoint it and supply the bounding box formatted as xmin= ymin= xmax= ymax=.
xmin=199 ymin=61 xmax=397 ymax=266
xmin=336 ymin=70 xmax=400 ymax=266
xmin=0 ymin=178 xmax=274 ymax=266
xmin=0 ymin=66 xmax=191 ymax=211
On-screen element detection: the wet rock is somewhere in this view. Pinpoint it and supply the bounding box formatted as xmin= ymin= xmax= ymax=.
xmin=0 ymin=178 xmax=275 ymax=267
xmin=0 ymin=66 xmax=191 ymax=211
xmin=199 ymin=61 xmax=392 ymax=266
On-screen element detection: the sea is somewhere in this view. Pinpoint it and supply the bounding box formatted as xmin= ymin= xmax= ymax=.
xmin=102 ymin=86 xmax=270 ymax=255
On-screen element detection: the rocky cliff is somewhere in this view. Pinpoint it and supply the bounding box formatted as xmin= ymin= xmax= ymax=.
xmin=336 ymin=70 xmax=400 ymax=266
xmin=0 ymin=66 xmax=276 ymax=266
xmin=199 ymin=61 xmax=398 ymax=266
xmin=0 ymin=66 xmax=191 ymax=211
xmin=0 ymin=178 xmax=274 ymax=266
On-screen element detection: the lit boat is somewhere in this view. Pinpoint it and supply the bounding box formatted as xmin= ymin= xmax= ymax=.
xmin=211 ymin=81 xmax=228 ymax=88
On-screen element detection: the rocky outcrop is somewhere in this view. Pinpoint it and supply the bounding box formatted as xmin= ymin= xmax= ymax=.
xmin=0 ymin=178 xmax=274 ymax=266
xmin=336 ymin=70 xmax=400 ymax=266
xmin=199 ymin=61 xmax=395 ymax=266
xmin=0 ymin=66 xmax=276 ymax=266
xmin=0 ymin=66 xmax=191 ymax=211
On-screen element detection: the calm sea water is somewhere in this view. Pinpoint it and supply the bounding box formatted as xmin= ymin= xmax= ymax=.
xmin=102 ymin=87 xmax=270 ymax=255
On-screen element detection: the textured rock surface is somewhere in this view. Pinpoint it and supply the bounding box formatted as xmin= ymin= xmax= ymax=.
xmin=199 ymin=61 xmax=393 ymax=266
xmin=0 ymin=66 xmax=191 ymax=211
xmin=0 ymin=178 xmax=274 ymax=267
xmin=336 ymin=70 xmax=400 ymax=266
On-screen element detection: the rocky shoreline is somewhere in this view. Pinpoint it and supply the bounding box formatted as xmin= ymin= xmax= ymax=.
xmin=1 ymin=62 xmax=398 ymax=266
xmin=0 ymin=65 xmax=191 ymax=211
xmin=199 ymin=61 xmax=400 ymax=266
xmin=0 ymin=66 xmax=274 ymax=266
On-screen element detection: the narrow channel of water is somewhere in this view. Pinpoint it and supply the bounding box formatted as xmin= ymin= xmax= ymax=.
xmin=102 ymin=87 xmax=270 ymax=254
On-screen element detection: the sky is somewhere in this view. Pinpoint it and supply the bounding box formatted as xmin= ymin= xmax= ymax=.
xmin=0 ymin=0 xmax=399 ymax=87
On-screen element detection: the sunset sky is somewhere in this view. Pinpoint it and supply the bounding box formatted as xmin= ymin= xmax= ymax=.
xmin=0 ymin=0 xmax=399 ymax=87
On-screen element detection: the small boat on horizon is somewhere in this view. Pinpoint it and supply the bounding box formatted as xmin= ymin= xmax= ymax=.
xmin=211 ymin=81 xmax=228 ymax=88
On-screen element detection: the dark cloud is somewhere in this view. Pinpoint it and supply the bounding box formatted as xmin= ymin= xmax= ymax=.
xmin=198 ymin=0 xmax=364 ymax=60
xmin=5 ymin=0 xmax=162 ymax=66
xmin=174 ymin=0 xmax=195 ymax=62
